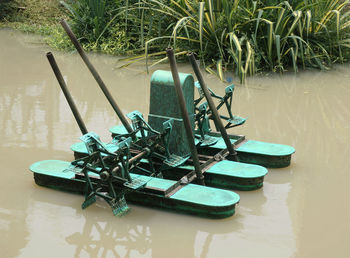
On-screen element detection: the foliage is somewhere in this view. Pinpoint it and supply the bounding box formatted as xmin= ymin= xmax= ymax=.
xmin=59 ymin=0 xmax=136 ymax=54
xmin=63 ymin=0 xmax=350 ymax=81
xmin=3 ymin=0 xmax=350 ymax=82
xmin=129 ymin=0 xmax=350 ymax=82
xmin=0 ymin=0 xmax=19 ymax=21
xmin=0 ymin=0 xmax=68 ymax=30
xmin=0 ymin=0 xmax=72 ymax=50
xmin=61 ymin=0 xmax=111 ymax=42
xmin=12 ymin=0 xmax=66 ymax=24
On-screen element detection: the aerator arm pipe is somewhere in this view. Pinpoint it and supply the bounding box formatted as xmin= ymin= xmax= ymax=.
xmin=188 ymin=53 xmax=237 ymax=160
xmin=46 ymin=52 xmax=88 ymax=135
xmin=60 ymin=19 xmax=134 ymax=137
xmin=166 ymin=48 xmax=205 ymax=185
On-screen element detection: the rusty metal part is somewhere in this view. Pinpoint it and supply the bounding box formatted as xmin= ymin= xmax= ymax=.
xmin=166 ymin=48 xmax=205 ymax=185
xmin=111 ymin=149 xmax=149 ymax=175
xmin=60 ymin=19 xmax=134 ymax=137
xmin=46 ymin=52 xmax=88 ymax=135
xmin=165 ymin=150 xmax=221 ymax=197
xmin=188 ymin=52 xmax=238 ymax=160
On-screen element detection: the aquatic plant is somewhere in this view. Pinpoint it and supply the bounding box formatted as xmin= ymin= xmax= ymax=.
xmin=126 ymin=0 xmax=350 ymax=82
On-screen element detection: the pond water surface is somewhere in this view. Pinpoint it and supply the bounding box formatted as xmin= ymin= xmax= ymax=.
xmin=1 ymin=29 xmax=349 ymax=258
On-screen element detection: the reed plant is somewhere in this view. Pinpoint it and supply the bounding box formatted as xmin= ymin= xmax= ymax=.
xmin=128 ymin=0 xmax=350 ymax=82
xmin=61 ymin=0 xmax=112 ymax=42
xmin=60 ymin=0 xmax=350 ymax=81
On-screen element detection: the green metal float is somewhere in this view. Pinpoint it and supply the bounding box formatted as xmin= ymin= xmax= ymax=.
xmin=29 ymin=20 xmax=294 ymax=218
xmin=30 ymin=51 xmax=241 ymax=218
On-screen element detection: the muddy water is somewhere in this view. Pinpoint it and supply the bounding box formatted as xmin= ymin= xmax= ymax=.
xmin=1 ymin=29 xmax=349 ymax=258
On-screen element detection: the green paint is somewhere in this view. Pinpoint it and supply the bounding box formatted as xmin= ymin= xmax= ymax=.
xmin=148 ymin=70 xmax=195 ymax=156
xmin=131 ymin=173 xmax=239 ymax=207
xmin=171 ymin=183 xmax=239 ymax=207
xmin=149 ymin=70 xmax=194 ymax=119
xmin=237 ymin=139 xmax=295 ymax=156
xmin=71 ymin=142 xmax=119 ymax=154
xmin=109 ymin=125 xmax=130 ymax=135
xmin=111 ymin=125 xmax=295 ymax=167
xmin=70 ymin=140 xmax=267 ymax=190
xmin=209 ymin=136 xmax=295 ymax=157
xmin=109 ymin=125 xmax=144 ymax=139
xmin=207 ymin=135 xmax=237 ymax=149
xmin=176 ymin=161 xmax=266 ymax=190
xmin=130 ymin=174 xmax=176 ymax=190
xmin=148 ymin=115 xmax=195 ymax=156
xmin=207 ymin=160 xmax=268 ymax=178
xmin=30 ymin=160 xmax=76 ymax=179
xmin=204 ymin=135 xmax=295 ymax=167
xmin=29 ymin=160 xmax=240 ymax=218
xmin=71 ymin=136 xmax=269 ymax=189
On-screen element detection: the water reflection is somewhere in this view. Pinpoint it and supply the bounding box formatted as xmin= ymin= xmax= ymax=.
xmin=240 ymin=69 xmax=350 ymax=257
xmin=0 ymin=207 xmax=28 ymax=258
xmin=0 ymin=145 xmax=71 ymax=257
xmin=65 ymin=211 xmax=245 ymax=258
xmin=65 ymin=208 xmax=152 ymax=257
xmin=29 ymin=186 xmax=246 ymax=258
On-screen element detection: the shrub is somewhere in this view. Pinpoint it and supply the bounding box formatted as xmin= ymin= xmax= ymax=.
xmin=60 ymin=0 xmax=350 ymax=81
xmin=135 ymin=0 xmax=350 ymax=81
xmin=0 ymin=0 xmax=18 ymax=21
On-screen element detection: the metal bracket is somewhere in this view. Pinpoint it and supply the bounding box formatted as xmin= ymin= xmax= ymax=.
xmin=194 ymin=82 xmax=246 ymax=132
xmin=76 ymin=132 xmax=150 ymax=216
xmin=161 ymin=119 xmax=188 ymax=167
xmin=127 ymin=110 xmax=160 ymax=136
xmin=80 ymin=132 xmax=110 ymax=155
xmin=195 ymin=102 xmax=218 ymax=147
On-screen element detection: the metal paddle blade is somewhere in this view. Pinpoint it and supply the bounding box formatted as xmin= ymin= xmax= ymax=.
xmin=111 ymin=196 xmax=129 ymax=216
xmin=82 ymin=195 xmax=96 ymax=209
xmin=226 ymin=116 xmax=246 ymax=128
xmin=164 ymin=154 xmax=188 ymax=167
xmin=199 ymin=135 xmax=218 ymax=146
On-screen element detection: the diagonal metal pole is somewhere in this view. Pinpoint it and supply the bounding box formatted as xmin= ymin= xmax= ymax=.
xmin=60 ymin=19 xmax=134 ymax=137
xmin=188 ymin=52 xmax=238 ymax=161
xmin=46 ymin=52 xmax=88 ymax=135
xmin=166 ymin=48 xmax=205 ymax=185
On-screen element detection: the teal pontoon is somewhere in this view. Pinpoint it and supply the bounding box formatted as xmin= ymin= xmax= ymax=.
xmin=30 ymin=155 xmax=240 ymax=218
